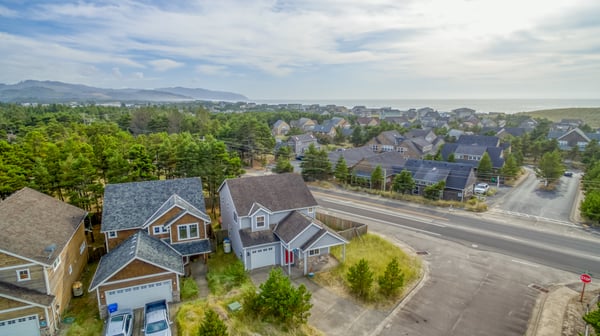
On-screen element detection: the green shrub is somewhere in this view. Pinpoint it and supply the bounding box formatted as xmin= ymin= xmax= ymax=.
xmin=198 ymin=309 xmax=229 ymax=336
xmin=378 ymin=257 xmax=404 ymax=297
xmin=181 ymin=276 xmax=199 ymax=300
xmin=347 ymin=259 xmax=374 ymax=300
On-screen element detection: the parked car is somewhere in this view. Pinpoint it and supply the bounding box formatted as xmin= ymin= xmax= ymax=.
xmin=474 ymin=183 xmax=490 ymax=194
xmin=143 ymin=300 xmax=172 ymax=336
xmin=564 ymin=171 xmax=574 ymax=177
xmin=105 ymin=309 xmax=134 ymax=336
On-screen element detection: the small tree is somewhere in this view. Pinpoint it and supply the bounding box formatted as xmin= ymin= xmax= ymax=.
xmin=273 ymin=156 xmax=293 ymax=173
xmin=198 ymin=309 xmax=229 ymax=336
xmin=347 ymin=258 xmax=374 ymax=300
xmin=392 ymin=170 xmax=415 ymax=194
xmin=535 ymin=150 xmax=564 ymax=185
xmin=477 ymin=152 xmax=493 ymax=179
xmin=447 ymin=153 xmax=456 ymax=162
xmin=501 ymin=153 xmax=519 ymax=180
xmin=301 ymin=144 xmax=332 ymax=181
xmin=581 ymin=190 xmax=600 ymax=225
xmin=423 ymin=181 xmax=445 ymax=200
xmin=334 ymin=156 xmax=349 ymax=183
xmin=378 ymin=257 xmax=404 ymax=297
xmin=370 ymin=165 xmax=384 ymax=190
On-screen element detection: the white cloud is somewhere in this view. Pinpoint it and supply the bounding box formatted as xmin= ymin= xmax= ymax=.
xmin=133 ymin=72 xmax=144 ymax=79
xmin=0 ymin=5 xmax=18 ymax=17
xmin=112 ymin=67 xmax=123 ymax=78
xmin=149 ymin=59 xmax=184 ymax=72
xmin=196 ymin=64 xmax=228 ymax=75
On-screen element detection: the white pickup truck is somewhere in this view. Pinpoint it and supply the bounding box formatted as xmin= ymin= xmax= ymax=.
xmin=143 ymin=300 xmax=172 ymax=336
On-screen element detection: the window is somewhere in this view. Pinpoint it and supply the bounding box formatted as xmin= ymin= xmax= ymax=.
xmin=17 ymin=269 xmax=30 ymax=281
xmin=178 ymin=223 xmax=199 ymax=240
xmin=108 ymin=231 xmax=117 ymax=239
xmin=371 ymin=144 xmax=378 ymax=151
xmin=233 ymin=212 xmax=238 ymax=223
xmin=153 ymin=226 xmax=168 ymax=235
xmin=308 ymin=207 xmax=314 ymax=214
xmin=68 ymin=264 xmax=72 ymax=275
xmin=309 ymin=249 xmax=320 ymax=256
xmin=79 ymin=241 xmax=86 ymax=255
xmin=382 ymin=145 xmax=393 ymax=152
xmin=256 ymin=215 xmax=265 ymax=228
xmin=52 ymin=256 xmax=61 ymax=270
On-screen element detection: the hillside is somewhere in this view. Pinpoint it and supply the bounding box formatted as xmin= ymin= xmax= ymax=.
xmin=520 ymin=108 xmax=600 ymax=128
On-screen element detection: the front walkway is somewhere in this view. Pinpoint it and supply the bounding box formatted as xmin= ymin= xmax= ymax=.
xmin=189 ymin=259 xmax=209 ymax=298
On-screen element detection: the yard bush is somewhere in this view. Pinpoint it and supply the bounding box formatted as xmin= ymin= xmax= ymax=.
xmin=378 ymin=257 xmax=404 ymax=297
xmin=347 ymin=259 xmax=374 ymax=300
xmin=181 ymin=276 xmax=199 ymax=300
xmin=207 ymin=250 xmax=250 ymax=295
xmin=198 ymin=309 xmax=229 ymax=336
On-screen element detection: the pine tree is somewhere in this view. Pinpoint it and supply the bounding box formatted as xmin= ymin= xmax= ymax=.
xmin=378 ymin=257 xmax=404 ymax=296
xmin=370 ymin=165 xmax=384 ymax=190
xmin=392 ymin=170 xmax=415 ymax=194
xmin=334 ymin=156 xmax=349 ymax=183
xmin=347 ymin=259 xmax=374 ymax=300
xmin=198 ymin=309 xmax=228 ymax=336
xmin=477 ymin=152 xmax=493 ymax=179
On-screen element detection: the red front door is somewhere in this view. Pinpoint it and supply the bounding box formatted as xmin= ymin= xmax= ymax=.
xmin=285 ymin=249 xmax=294 ymax=264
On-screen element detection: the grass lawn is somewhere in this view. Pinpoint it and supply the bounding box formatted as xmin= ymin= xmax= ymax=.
xmin=315 ymin=233 xmax=421 ymax=307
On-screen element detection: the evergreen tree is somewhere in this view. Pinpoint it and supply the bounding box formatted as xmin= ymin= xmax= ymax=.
xmin=535 ymin=150 xmax=564 ymax=184
xmin=501 ymin=153 xmax=519 ymax=180
xmin=378 ymin=257 xmax=404 ymax=296
xmin=392 ymin=170 xmax=415 ymax=194
xmin=351 ymin=127 xmax=363 ymax=147
xmin=370 ymin=165 xmax=384 ymax=190
xmin=423 ymin=180 xmax=445 ymax=200
xmin=273 ymin=156 xmax=294 ymax=173
xmin=477 ymin=152 xmax=493 ymax=179
xmin=301 ymin=144 xmax=331 ymax=181
xmin=581 ymin=190 xmax=600 ymax=225
xmin=334 ymin=156 xmax=349 ymax=183
xmin=198 ymin=309 xmax=228 ymax=336
xmin=347 ymin=259 xmax=374 ymax=300
xmin=447 ymin=152 xmax=456 ymax=162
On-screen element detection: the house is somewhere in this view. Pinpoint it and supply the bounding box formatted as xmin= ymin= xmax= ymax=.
xmin=396 ymin=159 xmax=477 ymax=201
xmin=218 ymin=173 xmax=347 ymax=275
xmin=519 ymin=118 xmax=538 ymax=131
xmin=328 ymin=146 xmax=376 ymax=169
xmin=288 ymin=133 xmax=319 ymax=158
xmin=441 ymin=135 xmax=505 ymax=169
xmin=272 ymin=120 xmax=290 ymax=136
xmin=290 ymin=118 xmax=317 ymax=132
xmin=547 ymin=128 xmax=600 ymax=151
xmin=356 ymin=117 xmax=380 ymax=127
xmin=312 ymin=117 xmax=349 ymax=138
xmin=365 ymin=130 xmax=403 ymax=153
xmin=383 ymin=116 xmax=410 ymax=128
xmin=89 ymin=178 xmax=211 ymax=318
xmin=365 ymin=129 xmax=443 ymax=159
xmin=351 ymin=152 xmax=407 ymax=188
xmin=0 ymin=188 xmax=88 ymax=336
xmin=452 ymin=107 xmax=476 ymax=119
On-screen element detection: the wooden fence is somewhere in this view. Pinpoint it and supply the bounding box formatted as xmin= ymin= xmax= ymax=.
xmin=316 ymin=212 xmax=368 ymax=241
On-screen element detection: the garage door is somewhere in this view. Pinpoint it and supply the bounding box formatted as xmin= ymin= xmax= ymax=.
xmin=0 ymin=315 xmax=40 ymax=336
xmin=105 ymin=279 xmax=172 ymax=310
xmin=250 ymin=246 xmax=275 ymax=269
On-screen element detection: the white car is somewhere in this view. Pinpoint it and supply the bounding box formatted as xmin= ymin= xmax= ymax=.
xmin=474 ymin=183 xmax=489 ymax=194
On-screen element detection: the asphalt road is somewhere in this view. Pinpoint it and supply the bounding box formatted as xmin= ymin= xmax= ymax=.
xmin=492 ymin=167 xmax=581 ymax=221
xmin=312 ymin=189 xmax=598 ymax=336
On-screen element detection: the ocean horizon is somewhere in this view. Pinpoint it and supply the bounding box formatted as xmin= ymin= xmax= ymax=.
xmin=253 ymin=98 xmax=600 ymax=114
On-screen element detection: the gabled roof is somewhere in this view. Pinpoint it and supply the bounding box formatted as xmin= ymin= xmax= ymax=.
xmin=239 ymin=225 xmax=279 ymax=248
xmin=220 ymin=173 xmax=317 ymax=216
xmin=301 ymin=225 xmax=348 ymax=251
xmin=400 ymin=159 xmax=475 ymax=190
xmin=0 ymin=187 xmax=87 ymax=266
xmin=144 ymin=194 xmax=211 ymax=228
xmin=557 ymin=128 xmax=590 ymax=142
xmin=328 ymin=146 xmax=376 ymax=168
xmin=456 ymin=134 xmax=499 ymax=147
xmin=102 ymin=178 xmax=205 ymax=232
xmin=273 ymin=211 xmax=313 ymax=244
xmin=164 ymin=238 xmax=211 ymax=257
xmin=89 ymin=231 xmax=184 ymax=291
xmin=0 ymin=281 xmax=55 ymax=307
xmin=288 ymin=133 xmax=317 ymax=143
xmin=455 ymin=144 xmax=487 ymax=156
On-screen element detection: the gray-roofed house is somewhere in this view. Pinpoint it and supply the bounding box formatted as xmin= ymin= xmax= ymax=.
xmin=441 ymin=134 xmax=506 ymax=170
xmin=328 ymin=146 xmax=376 ymax=170
xmin=218 ymin=173 xmax=347 ymax=275
xmin=352 ymin=152 xmax=407 ymax=187
xmin=288 ymin=133 xmax=319 ymax=158
xmin=272 ymin=119 xmax=290 ymax=136
xmin=0 ymin=187 xmax=88 ymax=336
xmin=397 ymin=159 xmax=477 ymax=201
xmin=92 ymin=178 xmax=211 ymax=316
xmin=547 ymin=127 xmax=600 ymax=151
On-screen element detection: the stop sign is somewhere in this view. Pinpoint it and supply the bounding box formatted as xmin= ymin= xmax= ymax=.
xmin=581 ymin=273 xmax=592 ymax=283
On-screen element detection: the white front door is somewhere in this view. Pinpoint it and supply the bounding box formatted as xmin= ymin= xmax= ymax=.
xmin=250 ymin=246 xmax=275 ymax=269
xmin=0 ymin=314 xmax=40 ymax=336
xmin=104 ymin=279 xmax=173 ymax=310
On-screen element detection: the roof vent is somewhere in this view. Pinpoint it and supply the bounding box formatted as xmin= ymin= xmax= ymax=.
xmin=44 ymin=244 xmax=57 ymax=259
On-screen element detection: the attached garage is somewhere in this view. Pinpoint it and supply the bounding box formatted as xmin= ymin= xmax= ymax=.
xmin=250 ymin=246 xmax=275 ymax=269
xmin=104 ymin=279 xmax=173 ymax=310
xmin=0 ymin=315 xmax=40 ymax=336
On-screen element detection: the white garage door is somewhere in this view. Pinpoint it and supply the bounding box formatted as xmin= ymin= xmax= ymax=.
xmin=105 ymin=279 xmax=172 ymax=310
xmin=250 ymin=246 xmax=275 ymax=269
xmin=0 ymin=315 xmax=40 ymax=336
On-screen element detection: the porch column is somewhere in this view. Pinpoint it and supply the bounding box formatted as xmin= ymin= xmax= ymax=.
xmin=303 ymin=250 xmax=308 ymax=275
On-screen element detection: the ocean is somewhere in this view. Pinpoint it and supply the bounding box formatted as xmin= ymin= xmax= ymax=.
xmin=253 ymin=98 xmax=600 ymax=114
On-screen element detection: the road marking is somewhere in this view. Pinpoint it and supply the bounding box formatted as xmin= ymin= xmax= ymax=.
xmin=511 ymin=259 xmax=540 ymax=267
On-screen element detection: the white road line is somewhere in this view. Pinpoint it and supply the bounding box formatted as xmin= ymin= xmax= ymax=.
xmin=511 ymin=259 xmax=540 ymax=268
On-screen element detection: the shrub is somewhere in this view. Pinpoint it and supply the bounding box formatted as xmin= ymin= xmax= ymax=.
xmin=198 ymin=309 xmax=229 ymax=336
xmin=347 ymin=258 xmax=374 ymax=300
xmin=181 ymin=276 xmax=199 ymax=300
xmin=378 ymin=257 xmax=404 ymax=297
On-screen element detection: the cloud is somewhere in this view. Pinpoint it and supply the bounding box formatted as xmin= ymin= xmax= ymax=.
xmin=133 ymin=72 xmax=144 ymax=79
xmin=196 ymin=64 xmax=228 ymax=76
xmin=149 ymin=59 xmax=184 ymax=72
xmin=0 ymin=5 xmax=18 ymax=17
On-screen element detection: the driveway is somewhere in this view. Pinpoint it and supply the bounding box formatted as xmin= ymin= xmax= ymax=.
xmin=490 ymin=167 xmax=581 ymax=222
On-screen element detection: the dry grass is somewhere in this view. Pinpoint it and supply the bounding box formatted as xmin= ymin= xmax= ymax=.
xmin=315 ymin=234 xmax=421 ymax=308
xmin=521 ymin=108 xmax=600 ymax=128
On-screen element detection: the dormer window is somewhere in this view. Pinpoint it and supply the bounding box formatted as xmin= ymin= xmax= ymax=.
xmin=256 ymin=215 xmax=266 ymax=228
xmin=178 ymin=223 xmax=199 ymax=240
xmin=153 ymin=226 xmax=168 ymax=235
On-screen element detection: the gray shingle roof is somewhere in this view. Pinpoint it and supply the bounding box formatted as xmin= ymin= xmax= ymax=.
xmin=274 ymin=211 xmax=312 ymax=244
xmin=165 ymin=238 xmax=211 ymax=256
xmin=239 ymin=225 xmax=279 ymax=247
xmin=89 ymin=231 xmax=184 ymax=291
xmin=102 ymin=178 xmax=205 ymax=232
xmin=328 ymin=146 xmax=377 ymax=168
xmin=0 ymin=281 xmax=55 ymax=306
xmin=456 ymin=135 xmax=499 ymax=147
xmin=400 ymin=159 xmax=476 ymax=190
xmin=222 ymin=173 xmax=317 ymax=216
xmin=0 ymin=187 xmax=87 ymax=266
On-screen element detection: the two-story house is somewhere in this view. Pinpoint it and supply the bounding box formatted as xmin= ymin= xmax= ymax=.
xmin=218 ymin=173 xmax=347 ymax=275
xmin=272 ymin=120 xmax=290 ymax=136
xmin=88 ymin=178 xmax=211 ymax=318
xmin=288 ymin=133 xmax=319 ymax=158
xmin=441 ymin=135 xmax=505 ymax=170
xmin=0 ymin=188 xmax=88 ymax=336
xmin=547 ymin=128 xmax=600 ymax=151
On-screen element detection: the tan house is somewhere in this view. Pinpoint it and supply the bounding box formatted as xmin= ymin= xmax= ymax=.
xmin=0 ymin=188 xmax=88 ymax=336
xmin=89 ymin=178 xmax=211 ymax=318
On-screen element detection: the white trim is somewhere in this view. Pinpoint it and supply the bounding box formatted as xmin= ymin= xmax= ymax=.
xmin=52 ymin=256 xmax=61 ymax=270
xmin=89 ymin=257 xmax=183 ymax=292
xmin=0 ymin=249 xmax=50 ymax=268
xmin=0 ymin=263 xmax=37 ymax=271
xmin=16 ymin=268 xmax=31 ymax=281
xmin=0 ymin=304 xmax=37 ymax=314
xmin=0 ymin=293 xmax=51 ymax=309
xmin=176 ymin=223 xmax=199 ymax=241
xmin=79 ymin=241 xmax=86 ymax=255
xmin=286 ymin=222 xmax=320 ymax=247
xmin=302 ymin=231 xmax=348 ymax=251
xmin=100 ymin=271 xmax=174 ymax=287
xmin=255 ymin=215 xmax=266 ymax=229
xmin=43 ymin=266 xmax=51 ymax=295
xmin=152 ymin=226 xmax=168 ymax=235
xmin=107 ymin=231 xmax=117 ymax=239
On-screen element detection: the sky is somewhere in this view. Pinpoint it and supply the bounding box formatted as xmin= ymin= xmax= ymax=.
xmin=0 ymin=0 xmax=599 ymax=100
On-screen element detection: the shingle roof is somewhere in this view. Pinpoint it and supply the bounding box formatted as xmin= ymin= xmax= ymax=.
xmin=456 ymin=135 xmax=499 ymax=147
xmin=239 ymin=225 xmax=279 ymax=247
xmin=274 ymin=211 xmax=313 ymax=244
xmin=166 ymin=238 xmax=211 ymax=256
xmin=455 ymin=144 xmax=487 ymax=156
xmin=400 ymin=159 xmax=475 ymax=190
xmin=328 ymin=146 xmax=376 ymax=168
xmin=0 ymin=281 xmax=55 ymax=306
xmin=221 ymin=173 xmax=317 ymax=216
xmin=0 ymin=188 xmax=87 ymax=266
xmin=102 ymin=178 xmax=205 ymax=232
xmin=89 ymin=231 xmax=184 ymax=291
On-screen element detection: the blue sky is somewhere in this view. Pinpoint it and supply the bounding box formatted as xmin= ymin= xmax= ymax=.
xmin=0 ymin=0 xmax=599 ymax=99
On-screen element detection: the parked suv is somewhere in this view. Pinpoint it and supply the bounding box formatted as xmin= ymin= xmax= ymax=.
xmin=474 ymin=183 xmax=490 ymax=194
xmin=105 ymin=309 xmax=133 ymax=336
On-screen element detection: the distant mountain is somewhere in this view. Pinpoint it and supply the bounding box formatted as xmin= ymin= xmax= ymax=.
xmin=0 ymin=80 xmax=248 ymax=103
